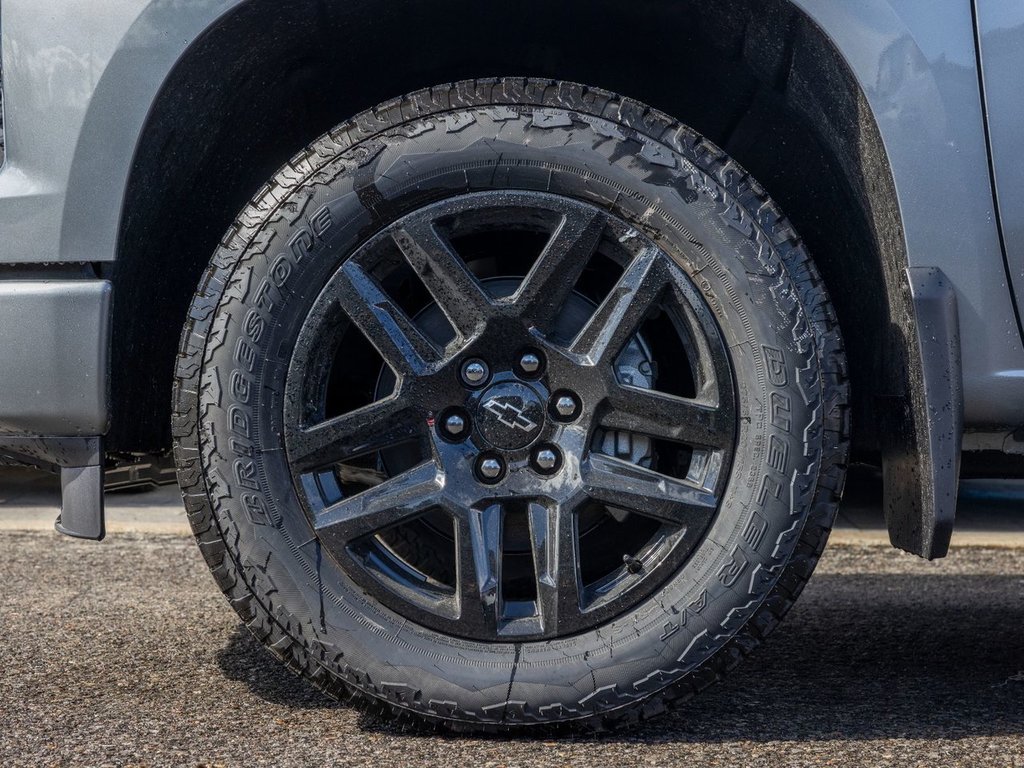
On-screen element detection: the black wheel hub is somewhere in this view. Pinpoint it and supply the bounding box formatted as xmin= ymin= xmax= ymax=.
xmin=283 ymin=191 xmax=737 ymax=641
xmin=473 ymin=378 xmax=546 ymax=450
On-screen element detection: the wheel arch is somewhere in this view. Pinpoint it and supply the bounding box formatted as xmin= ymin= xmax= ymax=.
xmin=100 ymin=0 xmax=957 ymax=556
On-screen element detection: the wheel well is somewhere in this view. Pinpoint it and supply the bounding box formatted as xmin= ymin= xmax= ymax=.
xmin=108 ymin=0 xmax=902 ymax=456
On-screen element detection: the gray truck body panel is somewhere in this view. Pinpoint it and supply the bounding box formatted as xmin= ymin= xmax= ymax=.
xmin=1 ymin=0 xmax=1021 ymax=436
xmin=790 ymin=0 xmax=1024 ymax=429
xmin=0 ymin=280 xmax=110 ymax=435
xmin=975 ymin=1 xmax=1024 ymax=336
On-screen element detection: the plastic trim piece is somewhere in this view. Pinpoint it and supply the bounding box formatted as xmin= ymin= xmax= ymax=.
xmin=881 ymin=268 xmax=963 ymax=559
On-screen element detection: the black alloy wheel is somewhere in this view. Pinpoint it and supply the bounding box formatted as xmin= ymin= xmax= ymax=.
xmin=173 ymin=78 xmax=849 ymax=733
xmin=283 ymin=191 xmax=737 ymax=641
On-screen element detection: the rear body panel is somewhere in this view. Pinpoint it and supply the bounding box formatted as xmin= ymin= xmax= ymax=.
xmin=974 ymin=1 xmax=1024 ymax=339
xmin=790 ymin=0 xmax=1024 ymax=428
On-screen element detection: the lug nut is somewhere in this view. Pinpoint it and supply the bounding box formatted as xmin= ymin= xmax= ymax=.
xmin=555 ymin=395 xmax=579 ymax=418
xmin=532 ymin=445 xmax=561 ymax=475
xmin=550 ymin=391 xmax=581 ymax=422
xmin=479 ymin=457 xmax=503 ymax=478
xmin=437 ymin=408 xmax=471 ymax=442
xmin=476 ymin=454 xmax=505 ymax=483
xmin=461 ymin=359 xmax=489 ymax=387
xmin=443 ymin=413 xmax=467 ymax=438
xmin=518 ymin=350 xmax=543 ymax=377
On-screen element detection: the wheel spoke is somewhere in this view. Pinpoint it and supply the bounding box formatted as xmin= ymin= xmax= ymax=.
xmin=289 ymin=398 xmax=421 ymax=473
xmin=314 ymin=461 xmax=443 ymax=544
xmin=602 ymin=388 xmax=733 ymax=451
xmin=527 ymin=501 xmax=582 ymax=635
xmin=569 ymin=247 xmax=667 ymax=365
xmin=329 ymin=259 xmax=440 ymax=376
xmin=581 ymin=453 xmax=717 ymax=528
xmin=392 ymin=222 xmax=490 ymax=341
xmin=515 ymin=209 xmax=606 ymax=328
xmin=455 ymin=504 xmax=503 ymax=633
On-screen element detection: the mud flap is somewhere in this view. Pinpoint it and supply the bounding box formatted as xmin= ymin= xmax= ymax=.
xmin=56 ymin=462 xmax=106 ymax=540
xmin=0 ymin=436 xmax=106 ymax=540
xmin=881 ymin=268 xmax=962 ymax=559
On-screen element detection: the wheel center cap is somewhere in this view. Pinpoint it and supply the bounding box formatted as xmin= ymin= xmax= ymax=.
xmin=474 ymin=381 xmax=546 ymax=450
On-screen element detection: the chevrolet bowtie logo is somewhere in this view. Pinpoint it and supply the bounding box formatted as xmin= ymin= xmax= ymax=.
xmin=482 ymin=398 xmax=538 ymax=432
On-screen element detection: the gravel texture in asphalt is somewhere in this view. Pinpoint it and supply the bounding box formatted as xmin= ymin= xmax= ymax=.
xmin=1 ymin=532 xmax=1022 ymax=767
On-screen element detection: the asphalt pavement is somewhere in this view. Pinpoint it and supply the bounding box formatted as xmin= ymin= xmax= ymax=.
xmin=1 ymin=469 xmax=1023 ymax=766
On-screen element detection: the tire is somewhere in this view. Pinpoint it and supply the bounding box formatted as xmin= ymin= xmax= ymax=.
xmin=172 ymin=77 xmax=850 ymax=733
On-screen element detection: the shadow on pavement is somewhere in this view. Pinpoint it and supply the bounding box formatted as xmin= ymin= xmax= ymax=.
xmin=217 ymin=571 xmax=1024 ymax=741
xmin=217 ymin=629 xmax=343 ymax=710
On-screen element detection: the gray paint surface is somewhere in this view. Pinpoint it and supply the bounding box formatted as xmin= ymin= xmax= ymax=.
xmin=975 ymin=0 xmax=1024 ymax=332
xmin=789 ymin=0 xmax=1024 ymax=427
xmin=0 ymin=0 xmax=1022 ymax=428
xmin=0 ymin=280 xmax=110 ymax=435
